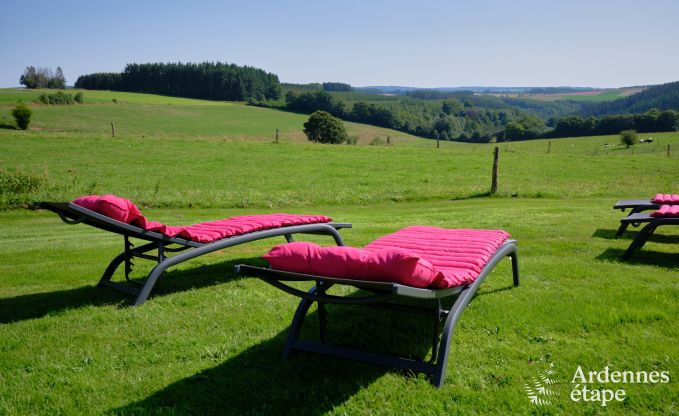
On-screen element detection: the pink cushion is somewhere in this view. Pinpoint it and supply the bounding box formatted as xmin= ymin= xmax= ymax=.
xmin=72 ymin=195 xmax=145 ymax=225
xmin=651 ymin=193 xmax=679 ymax=204
xmin=651 ymin=205 xmax=679 ymax=218
xmin=365 ymin=226 xmax=510 ymax=287
xmin=264 ymin=242 xmax=443 ymax=288
xmin=72 ymin=195 xmax=332 ymax=243
xmin=264 ymin=226 xmax=511 ymax=289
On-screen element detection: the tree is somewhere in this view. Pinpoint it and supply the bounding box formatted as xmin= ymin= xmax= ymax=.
xmin=619 ymin=129 xmax=639 ymax=148
xmin=504 ymin=121 xmax=526 ymax=140
xmin=20 ymin=66 xmax=66 ymax=89
xmin=303 ymin=111 xmax=348 ymax=144
xmin=49 ymin=67 xmax=66 ymax=89
xmin=12 ymin=102 xmax=32 ymax=130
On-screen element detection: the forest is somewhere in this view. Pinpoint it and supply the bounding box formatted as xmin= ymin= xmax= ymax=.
xmin=75 ymin=62 xmax=281 ymax=101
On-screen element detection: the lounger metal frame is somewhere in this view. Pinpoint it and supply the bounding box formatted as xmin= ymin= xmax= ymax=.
xmin=614 ymin=200 xmax=661 ymax=236
xmin=619 ymin=212 xmax=678 ymax=259
xmin=236 ymin=239 xmax=519 ymax=387
xmin=40 ymin=202 xmax=351 ymax=306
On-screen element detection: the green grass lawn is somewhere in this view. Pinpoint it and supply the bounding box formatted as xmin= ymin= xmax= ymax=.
xmin=0 ymin=89 xmax=677 ymax=415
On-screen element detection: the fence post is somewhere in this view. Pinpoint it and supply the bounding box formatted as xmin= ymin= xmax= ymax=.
xmin=668 ymin=144 xmax=671 ymax=157
xmin=491 ymin=146 xmax=499 ymax=194
xmin=548 ymin=140 xmax=551 ymax=153
xmin=111 ymin=122 xmax=115 ymax=137
xmin=275 ymin=128 xmax=279 ymax=144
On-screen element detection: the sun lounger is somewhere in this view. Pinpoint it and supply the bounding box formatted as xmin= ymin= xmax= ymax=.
xmin=39 ymin=195 xmax=351 ymax=305
xmin=236 ymin=226 xmax=519 ymax=387
xmin=619 ymin=205 xmax=679 ymax=259
xmin=614 ymin=194 xmax=678 ymax=236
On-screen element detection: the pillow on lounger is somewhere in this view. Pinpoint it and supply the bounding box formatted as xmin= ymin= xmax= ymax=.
xmin=651 ymin=204 xmax=679 ymax=218
xmin=651 ymin=193 xmax=679 ymax=204
xmin=72 ymin=195 xmax=146 ymax=225
xmin=264 ymin=242 xmax=444 ymax=288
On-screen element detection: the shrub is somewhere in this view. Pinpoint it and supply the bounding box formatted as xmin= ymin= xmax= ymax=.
xmin=346 ymin=135 xmax=358 ymax=145
xmin=619 ymin=129 xmax=639 ymax=148
xmin=369 ymin=137 xmax=385 ymax=146
xmin=38 ymin=93 xmax=49 ymax=104
xmin=74 ymin=92 xmax=84 ymax=103
xmin=0 ymin=170 xmax=47 ymax=194
xmin=48 ymin=91 xmax=74 ymax=105
xmin=303 ymin=110 xmax=348 ymax=144
xmin=12 ymin=103 xmax=32 ymax=130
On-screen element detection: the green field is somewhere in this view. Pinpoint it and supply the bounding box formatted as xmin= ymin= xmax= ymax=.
xmin=0 ymin=90 xmax=678 ymax=415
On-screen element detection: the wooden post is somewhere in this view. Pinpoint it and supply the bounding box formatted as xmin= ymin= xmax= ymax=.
xmin=111 ymin=122 xmax=115 ymax=137
xmin=275 ymin=128 xmax=279 ymax=144
xmin=491 ymin=147 xmax=499 ymax=194
xmin=387 ymin=135 xmax=390 ymax=145
xmin=668 ymin=144 xmax=671 ymax=157
xmin=548 ymin=140 xmax=551 ymax=153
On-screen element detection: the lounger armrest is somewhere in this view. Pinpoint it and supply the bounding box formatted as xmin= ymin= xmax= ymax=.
xmin=329 ymin=222 xmax=352 ymax=229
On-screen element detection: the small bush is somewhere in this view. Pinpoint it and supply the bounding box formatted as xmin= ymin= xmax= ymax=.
xmin=619 ymin=130 xmax=639 ymax=148
xmin=0 ymin=170 xmax=47 ymax=194
xmin=74 ymin=92 xmax=84 ymax=103
xmin=346 ymin=135 xmax=358 ymax=145
xmin=12 ymin=103 xmax=32 ymax=130
xmin=49 ymin=91 xmax=74 ymax=105
xmin=303 ymin=110 xmax=348 ymax=144
xmin=38 ymin=92 xmax=76 ymax=105
xmin=369 ymin=137 xmax=385 ymax=146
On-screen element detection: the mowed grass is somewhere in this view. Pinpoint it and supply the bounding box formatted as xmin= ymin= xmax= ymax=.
xmin=0 ymin=89 xmax=678 ymax=415
xmin=1 ymin=129 xmax=678 ymax=209
xmin=0 ymin=199 xmax=677 ymax=415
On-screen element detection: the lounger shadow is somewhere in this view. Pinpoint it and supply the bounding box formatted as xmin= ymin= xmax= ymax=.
xmin=39 ymin=202 xmax=351 ymax=306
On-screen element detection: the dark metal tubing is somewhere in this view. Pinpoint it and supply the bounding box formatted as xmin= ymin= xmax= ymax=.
xmin=614 ymin=200 xmax=661 ymax=236
xmin=619 ymin=213 xmax=679 ymax=259
xmin=236 ymin=240 xmax=519 ymax=387
xmin=40 ymin=201 xmax=351 ymax=305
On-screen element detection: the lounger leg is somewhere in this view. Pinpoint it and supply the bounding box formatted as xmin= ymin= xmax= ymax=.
xmin=616 ymin=207 xmax=643 ymax=237
xmin=433 ymin=244 xmax=518 ymax=387
xmin=622 ymin=222 xmax=658 ymax=259
xmin=283 ymin=287 xmax=319 ymax=359
xmin=98 ymin=241 xmax=158 ymax=287
xmin=510 ymin=250 xmax=520 ymax=287
xmin=316 ymin=281 xmax=328 ymax=343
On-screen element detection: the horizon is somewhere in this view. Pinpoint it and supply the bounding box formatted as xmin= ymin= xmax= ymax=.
xmin=1 ymin=0 xmax=678 ymax=89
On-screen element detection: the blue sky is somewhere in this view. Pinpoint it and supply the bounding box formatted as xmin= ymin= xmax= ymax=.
xmin=1 ymin=0 xmax=677 ymax=88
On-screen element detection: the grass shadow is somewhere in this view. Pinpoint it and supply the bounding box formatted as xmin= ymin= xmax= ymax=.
xmin=111 ymin=300 xmax=438 ymax=415
xmin=0 ymin=258 xmax=250 ymax=324
xmin=592 ymin=228 xmax=679 ymax=243
xmin=597 ymin=248 xmax=678 ymax=268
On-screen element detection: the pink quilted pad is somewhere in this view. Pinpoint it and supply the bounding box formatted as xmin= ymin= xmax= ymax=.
xmin=73 ymin=195 xmax=332 ymax=243
xmin=651 ymin=193 xmax=679 ymax=204
xmin=365 ymin=226 xmax=510 ymax=288
xmin=650 ymin=205 xmax=679 ymax=218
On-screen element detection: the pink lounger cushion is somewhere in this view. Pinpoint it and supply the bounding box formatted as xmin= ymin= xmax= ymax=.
xmin=650 ymin=205 xmax=679 ymax=218
xmin=651 ymin=193 xmax=679 ymax=204
xmin=264 ymin=226 xmax=510 ymax=289
xmin=264 ymin=242 xmax=443 ymax=288
xmin=72 ymin=195 xmax=332 ymax=243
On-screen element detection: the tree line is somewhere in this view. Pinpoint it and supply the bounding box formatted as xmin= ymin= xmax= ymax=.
xmin=282 ymin=90 xmax=530 ymax=142
xmin=581 ymin=81 xmax=679 ymax=116
xmin=20 ymin=66 xmax=66 ymax=89
xmin=547 ymin=109 xmax=679 ymax=138
xmin=75 ymin=62 xmax=281 ymax=101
